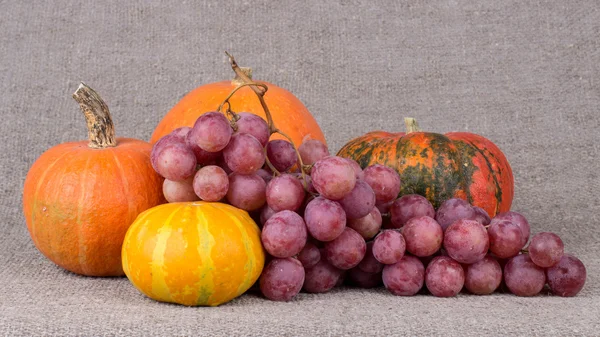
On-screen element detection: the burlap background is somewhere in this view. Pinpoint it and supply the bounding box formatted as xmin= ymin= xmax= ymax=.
xmin=1 ymin=1 xmax=599 ymax=335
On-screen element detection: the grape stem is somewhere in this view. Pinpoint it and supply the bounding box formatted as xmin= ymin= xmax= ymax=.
xmin=263 ymin=147 xmax=281 ymax=176
xmin=223 ymin=51 xmax=311 ymax=190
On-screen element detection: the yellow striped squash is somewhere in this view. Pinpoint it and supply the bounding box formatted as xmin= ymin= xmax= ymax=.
xmin=121 ymin=201 xmax=265 ymax=306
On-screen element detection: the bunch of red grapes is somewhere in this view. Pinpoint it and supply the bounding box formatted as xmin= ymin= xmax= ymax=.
xmin=151 ymin=111 xmax=587 ymax=301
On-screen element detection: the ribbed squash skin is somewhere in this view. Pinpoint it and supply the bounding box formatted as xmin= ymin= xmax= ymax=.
xmin=122 ymin=202 xmax=265 ymax=306
xmin=337 ymin=130 xmax=513 ymax=217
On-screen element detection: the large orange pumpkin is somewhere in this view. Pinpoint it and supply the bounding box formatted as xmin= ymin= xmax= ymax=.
xmin=121 ymin=201 xmax=265 ymax=306
xmin=22 ymin=83 xmax=165 ymax=276
xmin=337 ymin=118 xmax=513 ymax=217
xmin=150 ymin=68 xmax=327 ymax=147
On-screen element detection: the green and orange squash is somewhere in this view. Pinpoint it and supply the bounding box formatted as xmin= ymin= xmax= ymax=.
xmin=337 ymin=118 xmax=513 ymax=217
xmin=121 ymin=201 xmax=265 ymax=307
xmin=22 ymin=83 xmax=165 ymax=276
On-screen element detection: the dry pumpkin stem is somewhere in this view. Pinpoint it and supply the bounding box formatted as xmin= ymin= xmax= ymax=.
xmin=72 ymin=83 xmax=117 ymax=149
xmin=404 ymin=117 xmax=422 ymax=133
xmin=223 ymin=51 xmax=311 ymax=190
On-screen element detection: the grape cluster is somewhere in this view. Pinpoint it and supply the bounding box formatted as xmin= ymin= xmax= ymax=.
xmin=151 ymin=113 xmax=586 ymax=301
xmin=383 ymin=198 xmax=586 ymax=298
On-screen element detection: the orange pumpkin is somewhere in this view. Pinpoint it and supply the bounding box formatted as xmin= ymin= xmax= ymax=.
xmin=121 ymin=201 xmax=265 ymax=306
xmin=150 ymin=68 xmax=327 ymax=147
xmin=337 ymin=118 xmax=514 ymax=217
xmin=22 ymin=83 xmax=165 ymax=277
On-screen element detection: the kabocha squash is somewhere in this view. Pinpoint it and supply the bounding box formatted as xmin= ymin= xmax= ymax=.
xmin=121 ymin=202 xmax=265 ymax=307
xmin=337 ymin=118 xmax=513 ymax=217
xmin=150 ymin=67 xmax=326 ymax=147
xmin=22 ymin=83 xmax=165 ymax=276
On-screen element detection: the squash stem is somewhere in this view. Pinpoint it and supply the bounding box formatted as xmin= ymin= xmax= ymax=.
xmin=404 ymin=117 xmax=422 ymax=133
xmin=72 ymin=83 xmax=117 ymax=149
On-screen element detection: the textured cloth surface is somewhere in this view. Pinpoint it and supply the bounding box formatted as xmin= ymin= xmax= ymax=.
xmin=1 ymin=1 xmax=600 ymax=336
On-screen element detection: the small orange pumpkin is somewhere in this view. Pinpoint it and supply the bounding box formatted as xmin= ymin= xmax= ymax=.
xmin=22 ymin=83 xmax=165 ymax=276
xmin=337 ymin=118 xmax=514 ymax=217
xmin=121 ymin=201 xmax=265 ymax=306
xmin=150 ymin=67 xmax=327 ymax=147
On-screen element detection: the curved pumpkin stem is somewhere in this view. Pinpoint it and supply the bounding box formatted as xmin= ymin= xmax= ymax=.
xmin=73 ymin=83 xmax=117 ymax=149
xmin=404 ymin=117 xmax=422 ymax=134
xmin=231 ymin=67 xmax=253 ymax=86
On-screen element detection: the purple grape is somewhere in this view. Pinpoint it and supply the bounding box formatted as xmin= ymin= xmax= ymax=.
xmin=226 ymin=172 xmax=266 ymax=211
xmin=390 ymin=194 xmax=435 ymax=228
xmin=344 ymin=158 xmax=364 ymax=180
xmin=298 ymin=139 xmax=330 ymax=165
xmin=188 ymin=142 xmax=221 ymax=166
xmin=435 ymin=198 xmax=476 ymax=231
xmin=297 ymin=242 xmax=321 ymax=269
xmin=357 ymin=241 xmax=384 ymax=273
xmin=464 ymin=255 xmax=502 ymax=295
xmin=235 ymin=112 xmax=270 ymax=146
xmin=152 ymin=136 xmax=197 ymax=181
xmin=529 ymin=232 xmax=564 ymax=268
xmin=304 ymin=197 xmax=346 ymax=242
xmin=223 ymin=133 xmax=265 ymax=174
xmin=376 ymin=200 xmax=393 ymax=215
xmin=266 ymin=174 xmax=305 ymax=212
xmin=170 ymin=126 xmax=192 ymax=139
xmin=492 ymin=211 xmax=530 ymax=247
xmin=187 ymin=111 xmax=233 ymax=152
xmin=372 ymin=229 xmax=406 ymax=265
xmin=324 ymin=227 xmax=367 ymax=270
xmin=262 ymin=210 xmax=307 ymax=258
xmin=256 ymin=168 xmax=273 ymax=185
xmin=193 ymin=165 xmax=228 ymax=202
xmin=259 ymin=257 xmax=305 ymax=301
xmin=403 ymin=216 xmax=443 ymax=257
xmin=348 ymin=207 xmax=382 ymax=240
xmin=216 ymin=154 xmax=233 ymax=174
xmin=338 ymin=180 xmax=376 ymax=219
xmin=347 ymin=268 xmax=382 ymax=288
xmin=470 ymin=206 xmax=491 ymax=225
xmin=260 ymin=205 xmax=276 ymax=226
xmin=266 ymin=140 xmax=297 ymax=172
xmin=363 ymin=165 xmax=401 ymax=203
xmin=382 ymin=255 xmax=425 ymax=296
xmin=487 ymin=220 xmax=523 ymax=259
xmin=425 ymin=256 xmax=465 ymax=297
xmin=546 ymin=254 xmax=586 ymax=297
xmin=311 ymin=156 xmax=356 ymax=200
xmin=162 ymin=177 xmax=199 ymax=203
xmin=303 ymin=259 xmax=342 ymax=293
xmin=504 ymin=254 xmax=546 ymax=296
xmin=174 ymin=125 xmax=220 ymax=166
xmin=443 ymin=219 xmax=489 ymax=264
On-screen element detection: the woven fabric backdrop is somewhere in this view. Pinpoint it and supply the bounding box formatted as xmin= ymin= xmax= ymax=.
xmin=1 ymin=1 xmax=599 ymax=336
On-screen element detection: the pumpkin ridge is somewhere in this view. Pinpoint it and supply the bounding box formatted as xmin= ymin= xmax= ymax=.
xmin=194 ymin=204 xmax=216 ymax=306
xmin=29 ymin=149 xmax=72 ymax=250
xmin=223 ymin=207 xmax=259 ymax=302
xmin=110 ymin=150 xmax=133 ymax=224
xmin=128 ymin=145 xmax=160 ymax=206
xmin=449 ymin=140 xmax=477 ymax=205
xmin=462 ymin=137 xmax=503 ymax=214
xmin=150 ymin=205 xmax=183 ymax=302
xmin=75 ymin=155 xmax=93 ymax=274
